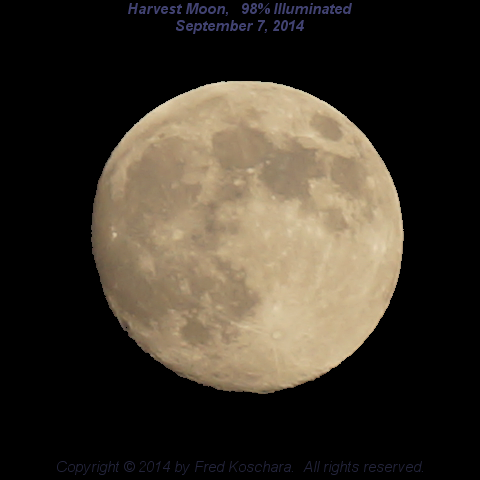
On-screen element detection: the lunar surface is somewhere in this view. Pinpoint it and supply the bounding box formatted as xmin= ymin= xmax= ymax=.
xmin=92 ymin=81 xmax=403 ymax=393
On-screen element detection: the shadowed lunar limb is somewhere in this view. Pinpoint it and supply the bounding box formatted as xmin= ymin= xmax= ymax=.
xmin=92 ymin=81 xmax=403 ymax=394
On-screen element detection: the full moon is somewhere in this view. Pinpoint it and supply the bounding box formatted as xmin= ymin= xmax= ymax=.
xmin=92 ymin=81 xmax=403 ymax=393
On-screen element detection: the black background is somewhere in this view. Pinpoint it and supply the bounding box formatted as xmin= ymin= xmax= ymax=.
xmin=40 ymin=0 xmax=438 ymax=472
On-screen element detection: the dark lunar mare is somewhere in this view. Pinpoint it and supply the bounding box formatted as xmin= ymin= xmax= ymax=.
xmin=95 ymin=116 xmax=372 ymax=345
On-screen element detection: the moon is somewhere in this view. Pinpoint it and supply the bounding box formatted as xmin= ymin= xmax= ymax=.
xmin=92 ymin=81 xmax=403 ymax=393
